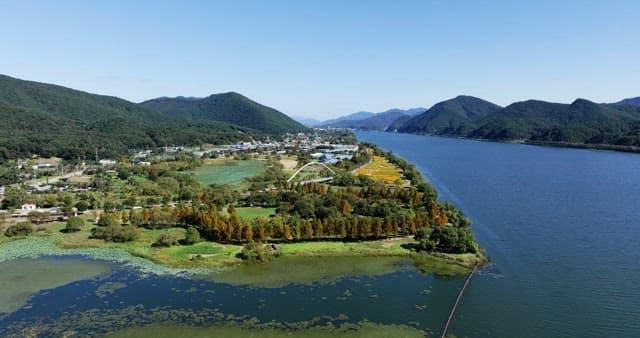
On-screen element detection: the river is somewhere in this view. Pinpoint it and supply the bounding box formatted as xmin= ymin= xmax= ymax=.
xmin=357 ymin=131 xmax=640 ymax=337
xmin=1 ymin=131 xmax=638 ymax=337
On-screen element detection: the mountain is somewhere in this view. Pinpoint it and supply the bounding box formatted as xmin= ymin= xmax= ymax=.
xmin=610 ymin=97 xmax=640 ymax=106
xmin=141 ymin=92 xmax=307 ymax=134
xmin=320 ymin=108 xmax=425 ymax=130
xmin=386 ymin=115 xmax=413 ymax=132
xmin=0 ymin=74 xmax=297 ymax=160
xmin=292 ymin=116 xmax=322 ymax=127
xmin=319 ymin=111 xmax=376 ymax=127
xmin=397 ymin=96 xmax=502 ymax=134
xmin=394 ymin=95 xmax=640 ymax=149
xmin=464 ymin=98 xmax=640 ymax=141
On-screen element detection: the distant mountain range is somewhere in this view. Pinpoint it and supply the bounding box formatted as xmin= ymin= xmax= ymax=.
xmin=316 ymin=94 xmax=640 ymax=151
xmin=291 ymin=116 xmax=323 ymax=127
xmin=386 ymin=95 xmax=640 ymax=150
xmin=317 ymin=108 xmax=425 ymax=130
xmin=610 ymin=97 xmax=640 ymax=106
xmin=0 ymin=74 xmax=307 ymax=160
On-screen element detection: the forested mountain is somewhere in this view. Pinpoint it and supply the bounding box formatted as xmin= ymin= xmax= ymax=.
xmin=386 ymin=115 xmax=413 ymax=132
xmin=320 ymin=108 xmax=425 ymax=130
xmin=396 ymin=96 xmax=502 ymax=134
xmin=610 ymin=97 xmax=640 ymax=106
xmin=0 ymin=74 xmax=301 ymax=160
xmin=141 ymin=93 xmax=307 ymax=134
xmin=394 ymin=95 xmax=640 ymax=149
xmin=319 ymin=111 xmax=376 ymax=127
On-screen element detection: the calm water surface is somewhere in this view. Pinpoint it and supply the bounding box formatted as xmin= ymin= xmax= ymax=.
xmin=357 ymin=131 xmax=640 ymax=337
xmin=1 ymin=132 xmax=639 ymax=337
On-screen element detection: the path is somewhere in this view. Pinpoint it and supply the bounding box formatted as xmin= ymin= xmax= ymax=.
xmin=440 ymin=263 xmax=479 ymax=338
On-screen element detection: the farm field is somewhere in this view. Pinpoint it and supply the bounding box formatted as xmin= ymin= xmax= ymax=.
xmin=354 ymin=155 xmax=404 ymax=184
xmin=190 ymin=159 xmax=265 ymax=186
xmin=235 ymin=207 xmax=276 ymax=219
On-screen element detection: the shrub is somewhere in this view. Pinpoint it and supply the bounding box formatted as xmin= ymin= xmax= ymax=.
xmin=183 ymin=227 xmax=201 ymax=245
xmin=97 ymin=214 xmax=119 ymax=227
xmin=75 ymin=200 xmax=89 ymax=212
xmin=154 ymin=231 xmax=181 ymax=247
xmin=64 ymin=216 xmax=86 ymax=233
xmin=4 ymin=222 xmax=34 ymax=237
xmin=90 ymin=225 xmax=138 ymax=242
xmin=238 ymin=241 xmax=274 ymax=263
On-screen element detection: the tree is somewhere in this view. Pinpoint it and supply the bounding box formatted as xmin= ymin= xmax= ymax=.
xmin=97 ymin=213 xmax=119 ymax=227
xmin=2 ymin=186 xmax=27 ymax=209
xmin=65 ymin=216 xmax=86 ymax=233
xmin=183 ymin=227 xmax=201 ymax=245
xmin=238 ymin=241 xmax=274 ymax=263
xmin=242 ymin=225 xmax=254 ymax=242
xmin=75 ymin=200 xmax=89 ymax=212
xmin=415 ymin=227 xmax=436 ymax=251
xmin=91 ymin=225 xmax=138 ymax=242
xmin=154 ymin=231 xmax=181 ymax=247
xmin=28 ymin=211 xmax=48 ymax=224
xmin=4 ymin=222 xmax=34 ymax=237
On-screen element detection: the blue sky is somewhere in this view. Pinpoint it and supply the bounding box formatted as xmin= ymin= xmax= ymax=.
xmin=1 ymin=0 xmax=638 ymax=119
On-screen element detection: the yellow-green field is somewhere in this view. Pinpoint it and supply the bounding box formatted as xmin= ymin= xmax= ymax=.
xmin=355 ymin=155 xmax=405 ymax=184
xmin=190 ymin=159 xmax=265 ymax=186
xmin=235 ymin=207 xmax=276 ymax=219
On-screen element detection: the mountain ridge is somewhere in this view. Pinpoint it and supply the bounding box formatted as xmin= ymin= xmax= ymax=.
xmin=0 ymin=74 xmax=305 ymax=160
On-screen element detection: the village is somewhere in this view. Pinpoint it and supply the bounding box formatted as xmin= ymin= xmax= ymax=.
xmin=0 ymin=130 xmax=359 ymax=221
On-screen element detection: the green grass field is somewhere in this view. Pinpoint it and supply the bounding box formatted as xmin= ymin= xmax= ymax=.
xmin=235 ymin=207 xmax=276 ymax=219
xmin=190 ymin=159 xmax=265 ymax=186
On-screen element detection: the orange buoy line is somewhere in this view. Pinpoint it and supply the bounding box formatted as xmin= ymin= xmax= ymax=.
xmin=440 ymin=263 xmax=479 ymax=338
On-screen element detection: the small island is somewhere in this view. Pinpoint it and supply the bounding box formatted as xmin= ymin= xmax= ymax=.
xmin=0 ymin=131 xmax=485 ymax=277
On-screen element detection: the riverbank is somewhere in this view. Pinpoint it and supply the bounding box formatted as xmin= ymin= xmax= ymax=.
xmin=388 ymin=130 xmax=640 ymax=154
xmin=0 ymin=221 xmax=486 ymax=277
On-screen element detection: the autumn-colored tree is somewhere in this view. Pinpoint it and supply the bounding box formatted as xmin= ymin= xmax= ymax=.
xmin=341 ymin=200 xmax=353 ymax=215
xmin=243 ymin=225 xmax=254 ymax=242
xmin=142 ymin=208 xmax=151 ymax=222
xmin=283 ymin=225 xmax=293 ymax=241
xmin=303 ymin=220 xmax=313 ymax=239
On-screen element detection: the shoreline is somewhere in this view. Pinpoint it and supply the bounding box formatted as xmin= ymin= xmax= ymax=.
xmin=379 ymin=130 xmax=640 ymax=154
xmin=0 ymin=233 xmax=486 ymax=278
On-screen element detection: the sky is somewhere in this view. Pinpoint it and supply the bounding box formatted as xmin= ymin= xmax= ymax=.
xmin=1 ymin=0 xmax=639 ymax=119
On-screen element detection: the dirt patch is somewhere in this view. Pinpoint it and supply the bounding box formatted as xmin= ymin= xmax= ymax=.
xmin=279 ymin=159 xmax=298 ymax=170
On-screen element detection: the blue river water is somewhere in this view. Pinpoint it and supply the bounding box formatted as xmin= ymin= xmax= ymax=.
xmin=357 ymin=131 xmax=640 ymax=337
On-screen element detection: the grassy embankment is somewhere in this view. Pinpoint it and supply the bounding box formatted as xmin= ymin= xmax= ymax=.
xmin=189 ymin=158 xmax=265 ymax=187
xmin=0 ymin=218 xmax=483 ymax=273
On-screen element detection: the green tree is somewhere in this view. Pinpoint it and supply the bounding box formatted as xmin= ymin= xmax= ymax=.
xmin=65 ymin=216 xmax=86 ymax=233
xmin=97 ymin=213 xmax=119 ymax=227
xmin=4 ymin=222 xmax=34 ymax=237
xmin=183 ymin=227 xmax=201 ymax=245
xmin=154 ymin=231 xmax=181 ymax=247
xmin=75 ymin=200 xmax=89 ymax=212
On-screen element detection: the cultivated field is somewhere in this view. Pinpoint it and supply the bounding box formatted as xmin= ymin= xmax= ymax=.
xmin=190 ymin=159 xmax=265 ymax=186
xmin=354 ymin=155 xmax=404 ymax=184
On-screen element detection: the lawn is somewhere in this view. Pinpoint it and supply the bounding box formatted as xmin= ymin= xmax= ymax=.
xmin=235 ymin=207 xmax=276 ymax=219
xmin=190 ymin=159 xmax=265 ymax=186
xmin=354 ymin=155 xmax=405 ymax=184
